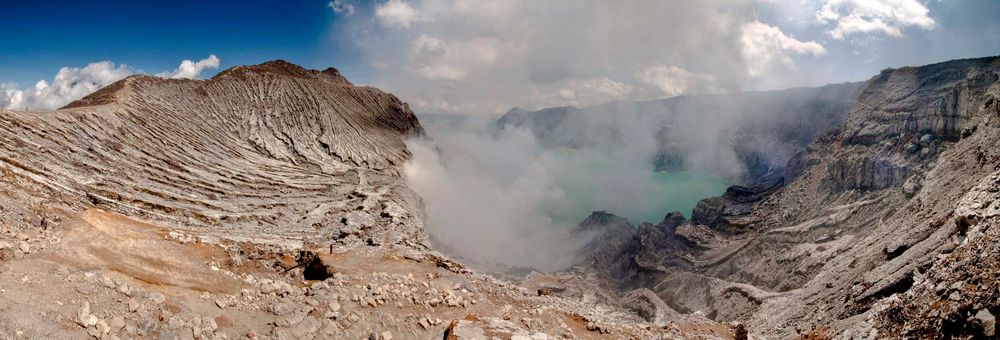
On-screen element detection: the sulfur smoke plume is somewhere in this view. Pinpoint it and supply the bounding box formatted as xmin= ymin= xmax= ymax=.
xmin=403 ymin=84 xmax=862 ymax=271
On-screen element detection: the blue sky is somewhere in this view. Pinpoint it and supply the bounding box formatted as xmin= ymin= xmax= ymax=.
xmin=2 ymin=0 xmax=999 ymax=113
xmin=0 ymin=0 xmax=362 ymax=86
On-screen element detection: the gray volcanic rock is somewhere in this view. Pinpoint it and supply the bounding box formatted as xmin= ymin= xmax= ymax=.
xmin=577 ymin=210 xmax=633 ymax=233
xmin=0 ymin=60 xmax=426 ymax=245
xmin=657 ymin=211 xmax=685 ymax=232
xmin=577 ymin=211 xmax=640 ymax=282
xmin=577 ymin=56 xmax=1000 ymax=338
xmin=690 ymin=197 xmax=726 ymax=227
xmin=689 ymin=170 xmax=784 ymax=230
xmin=871 ymin=170 xmax=1000 ymax=337
xmin=578 ymin=211 xmax=699 ymax=287
xmin=622 ymin=288 xmax=681 ymax=326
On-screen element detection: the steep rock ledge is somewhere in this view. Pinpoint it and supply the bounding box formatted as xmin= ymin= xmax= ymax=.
xmin=577 ymin=56 xmax=1000 ymax=338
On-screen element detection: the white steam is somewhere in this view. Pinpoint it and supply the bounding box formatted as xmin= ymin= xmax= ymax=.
xmin=403 ymin=112 xmax=733 ymax=271
xmin=404 ymin=124 xmax=586 ymax=271
xmin=401 ymin=83 xmax=861 ymax=271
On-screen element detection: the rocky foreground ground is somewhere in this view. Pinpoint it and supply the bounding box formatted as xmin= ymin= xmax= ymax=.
xmin=4 ymin=56 xmax=998 ymax=339
xmin=0 ymin=61 xmax=739 ymax=339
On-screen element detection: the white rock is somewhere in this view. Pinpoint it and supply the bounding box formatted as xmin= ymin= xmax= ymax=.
xmin=109 ymin=316 xmax=125 ymax=333
xmin=17 ymin=241 xmax=30 ymax=254
xmin=116 ymin=283 xmax=132 ymax=296
xmin=87 ymin=326 xmax=101 ymax=337
xmin=100 ymin=276 xmax=116 ymax=289
xmin=127 ymin=298 xmax=140 ymax=312
xmin=96 ymin=319 xmax=111 ymax=335
xmin=202 ymin=316 xmax=218 ymax=332
xmin=77 ymin=302 xmax=95 ymax=327
xmin=271 ymin=302 xmax=296 ymax=316
xmin=290 ymin=316 xmax=322 ymax=338
xmin=976 ymin=309 xmax=996 ymax=337
xmin=86 ymin=315 xmax=99 ymax=328
xmin=148 ymin=292 xmax=166 ymax=304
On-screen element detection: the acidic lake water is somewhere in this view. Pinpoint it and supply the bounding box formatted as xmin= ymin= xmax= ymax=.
xmin=544 ymin=153 xmax=730 ymax=225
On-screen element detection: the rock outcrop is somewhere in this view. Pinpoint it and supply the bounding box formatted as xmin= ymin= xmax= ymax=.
xmin=871 ymin=170 xmax=1000 ymax=337
xmin=577 ymin=56 xmax=1000 ymax=338
xmin=0 ymin=60 xmax=426 ymax=246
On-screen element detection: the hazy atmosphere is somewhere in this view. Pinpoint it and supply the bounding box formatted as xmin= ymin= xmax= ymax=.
xmin=333 ymin=0 xmax=1000 ymax=114
xmin=4 ymin=0 xmax=1000 ymax=271
xmin=2 ymin=1 xmax=1000 ymax=338
xmin=405 ymin=113 xmax=733 ymax=270
xmin=4 ymin=1 xmax=1000 ymax=113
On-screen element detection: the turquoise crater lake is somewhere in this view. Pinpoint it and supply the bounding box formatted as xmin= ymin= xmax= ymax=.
xmin=545 ymin=152 xmax=730 ymax=225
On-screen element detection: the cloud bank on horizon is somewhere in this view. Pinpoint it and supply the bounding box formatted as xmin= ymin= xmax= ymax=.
xmin=330 ymin=0 xmax=951 ymax=114
xmin=0 ymin=55 xmax=220 ymax=112
xmin=4 ymin=0 xmax=994 ymax=116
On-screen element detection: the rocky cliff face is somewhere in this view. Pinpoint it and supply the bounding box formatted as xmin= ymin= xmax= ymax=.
xmin=578 ymin=56 xmax=1000 ymax=338
xmin=0 ymin=60 xmax=426 ymax=246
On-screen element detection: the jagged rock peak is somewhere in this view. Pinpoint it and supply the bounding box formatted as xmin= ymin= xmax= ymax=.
xmin=213 ymin=59 xmax=353 ymax=85
xmin=578 ymin=211 xmax=633 ymax=232
xmin=51 ymin=58 xmax=422 ymax=173
xmin=62 ymin=60 xmax=354 ymax=110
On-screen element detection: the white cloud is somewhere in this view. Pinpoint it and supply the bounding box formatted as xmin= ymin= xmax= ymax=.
xmin=375 ymin=0 xmax=420 ymax=28
xmin=2 ymin=55 xmax=221 ymax=111
xmin=1 ymin=61 xmax=132 ymax=111
xmin=816 ymin=0 xmax=935 ymax=39
xmin=530 ymin=77 xmax=633 ymax=108
xmin=328 ymin=0 xmax=355 ymax=16
xmin=634 ymin=64 xmax=720 ymax=98
xmin=0 ymin=83 xmax=18 ymax=109
xmin=407 ymin=97 xmax=480 ymax=113
xmin=348 ymin=1 xmax=766 ymax=114
xmin=157 ymin=55 xmax=221 ymax=79
xmin=411 ymin=34 xmax=499 ymax=82
xmin=740 ymin=21 xmax=826 ymax=77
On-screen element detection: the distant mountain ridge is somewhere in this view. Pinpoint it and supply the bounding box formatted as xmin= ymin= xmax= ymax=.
xmin=496 ymin=82 xmax=865 ymax=182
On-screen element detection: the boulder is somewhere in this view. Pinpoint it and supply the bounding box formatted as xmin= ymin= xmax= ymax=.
xmin=622 ymin=288 xmax=680 ymax=326
xmin=0 ymin=241 xmax=13 ymax=261
xmin=691 ymin=197 xmax=724 ymax=227
xmin=974 ymin=309 xmax=996 ymax=337
xmin=656 ymin=212 xmax=685 ymax=232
